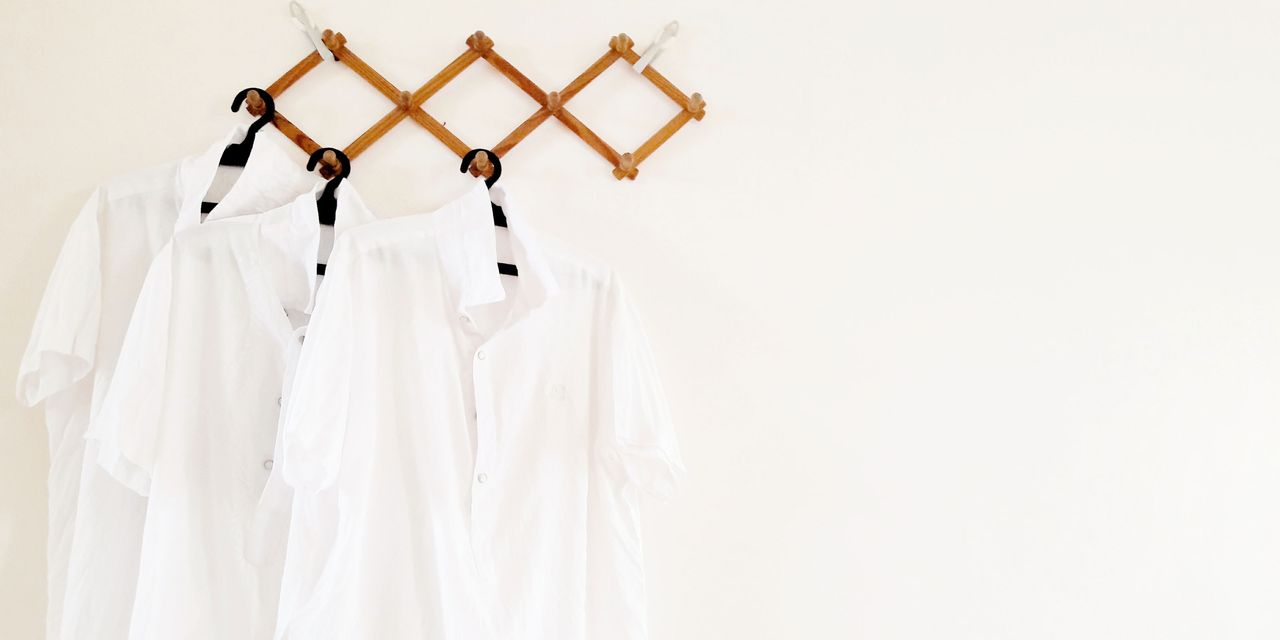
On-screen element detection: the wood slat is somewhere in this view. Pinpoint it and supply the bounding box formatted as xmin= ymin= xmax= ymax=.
xmin=411 ymin=49 xmax=482 ymax=104
xmin=618 ymin=48 xmax=692 ymax=108
xmin=553 ymin=109 xmax=623 ymax=167
xmin=407 ymin=108 xmax=471 ymax=157
xmin=332 ymin=45 xmax=403 ymax=103
xmin=482 ymin=49 xmax=547 ymax=104
xmin=631 ymin=110 xmax=694 ymax=166
xmin=345 ymin=107 xmax=409 ymax=159
xmin=270 ymin=111 xmax=320 ymax=155
xmin=399 ymin=49 xmax=483 ymax=155
xmin=493 ymin=108 xmax=553 ymax=157
xmin=560 ymin=50 xmax=620 ymax=101
xmin=266 ymin=51 xmax=324 ymax=96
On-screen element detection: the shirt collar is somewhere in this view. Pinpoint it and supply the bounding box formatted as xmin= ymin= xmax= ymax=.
xmin=433 ymin=179 xmax=559 ymax=316
xmin=261 ymin=179 xmax=378 ymax=316
xmin=174 ymin=123 xmax=318 ymax=233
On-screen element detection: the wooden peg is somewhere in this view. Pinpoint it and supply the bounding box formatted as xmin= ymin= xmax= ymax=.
xmin=321 ymin=29 xmax=346 ymax=57
xmin=545 ymin=91 xmax=563 ymax=113
xmin=244 ymin=89 xmax=267 ymax=117
xmin=612 ymin=152 xmax=638 ymax=180
xmin=467 ymin=31 xmax=495 ymax=54
xmin=610 ymin=33 xmax=635 ymax=53
xmin=317 ymin=149 xmax=343 ymax=179
xmin=467 ymin=150 xmax=495 ymax=179
xmin=686 ymin=92 xmax=706 ymax=119
xmin=397 ymin=90 xmax=412 ymax=109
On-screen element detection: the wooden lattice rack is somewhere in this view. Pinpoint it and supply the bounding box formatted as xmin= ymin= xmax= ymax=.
xmin=244 ymin=29 xmax=706 ymax=180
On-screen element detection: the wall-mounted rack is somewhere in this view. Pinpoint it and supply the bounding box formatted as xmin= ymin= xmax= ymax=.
xmin=242 ymin=29 xmax=706 ymax=180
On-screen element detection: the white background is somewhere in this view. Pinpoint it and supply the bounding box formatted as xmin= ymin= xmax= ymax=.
xmin=3 ymin=1 xmax=1280 ymax=638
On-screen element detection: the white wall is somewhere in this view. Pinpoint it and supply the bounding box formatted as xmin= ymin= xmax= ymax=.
xmin=3 ymin=1 xmax=1280 ymax=638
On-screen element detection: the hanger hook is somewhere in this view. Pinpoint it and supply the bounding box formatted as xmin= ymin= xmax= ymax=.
xmin=231 ymin=88 xmax=276 ymax=138
xmin=307 ymin=147 xmax=351 ymax=180
xmin=460 ymin=148 xmax=501 ymax=188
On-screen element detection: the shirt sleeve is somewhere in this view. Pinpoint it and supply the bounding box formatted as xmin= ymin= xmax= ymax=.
xmin=86 ymin=244 xmax=175 ymax=497
xmin=280 ymin=236 xmax=355 ymax=493
xmin=598 ymin=273 xmax=685 ymax=500
xmin=16 ymin=190 xmax=103 ymax=407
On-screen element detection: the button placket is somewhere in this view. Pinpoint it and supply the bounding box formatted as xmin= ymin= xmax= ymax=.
xmin=469 ymin=342 xmax=499 ymax=579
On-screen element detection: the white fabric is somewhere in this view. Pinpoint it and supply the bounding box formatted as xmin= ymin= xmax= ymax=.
xmin=15 ymin=124 xmax=316 ymax=640
xmin=88 ymin=181 xmax=374 ymax=640
xmin=274 ymin=180 xmax=683 ymax=640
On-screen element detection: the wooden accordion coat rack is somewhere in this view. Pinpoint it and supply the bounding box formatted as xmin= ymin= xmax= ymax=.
xmin=243 ymin=29 xmax=706 ymax=180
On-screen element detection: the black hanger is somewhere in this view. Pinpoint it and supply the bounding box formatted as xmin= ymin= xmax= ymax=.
xmin=203 ymin=88 xmax=276 ymax=215
xmin=459 ymin=149 xmax=518 ymax=276
xmin=306 ymin=148 xmax=351 ymax=275
xmin=219 ymin=88 xmax=275 ymax=167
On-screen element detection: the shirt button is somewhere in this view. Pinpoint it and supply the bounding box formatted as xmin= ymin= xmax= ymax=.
xmin=276 ymin=396 xmax=282 ymax=407
xmin=459 ymin=314 xmax=470 ymax=324
xmin=263 ymin=459 xmax=274 ymax=471
xmin=476 ymin=473 xmax=488 ymax=484
xmin=476 ymin=350 xmax=487 ymax=361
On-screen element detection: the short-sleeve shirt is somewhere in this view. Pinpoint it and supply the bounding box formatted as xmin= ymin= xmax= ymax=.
xmin=16 ymin=124 xmax=317 ymax=640
xmin=275 ymin=180 xmax=684 ymax=640
xmin=89 ymin=181 xmax=374 ymax=640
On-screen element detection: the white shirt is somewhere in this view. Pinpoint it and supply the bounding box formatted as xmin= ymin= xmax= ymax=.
xmin=16 ymin=124 xmax=316 ymax=640
xmin=275 ymin=180 xmax=684 ymax=640
xmin=89 ymin=181 xmax=374 ymax=640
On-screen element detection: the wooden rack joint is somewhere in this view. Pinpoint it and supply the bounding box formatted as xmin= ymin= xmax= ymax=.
xmin=467 ymin=150 xmax=496 ymax=179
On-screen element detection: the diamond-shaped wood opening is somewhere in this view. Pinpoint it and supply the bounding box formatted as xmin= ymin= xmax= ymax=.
xmin=412 ymin=31 xmax=552 ymax=175
xmin=270 ymin=57 xmax=394 ymax=156
xmin=601 ymin=34 xmax=705 ymax=179
xmin=564 ymin=57 xmax=685 ymax=154
xmin=250 ymin=30 xmax=407 ymax=177
xmin=426 ymin=61 xmax=542 ymax=152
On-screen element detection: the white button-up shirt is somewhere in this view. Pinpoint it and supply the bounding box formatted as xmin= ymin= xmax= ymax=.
xmin=275 ymin=180 xmax=684 ymax=639
xmin=88 ymin=181 xmax=374 ymax=640
xmin=16 ymin=124 xmax=316 ymax=640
